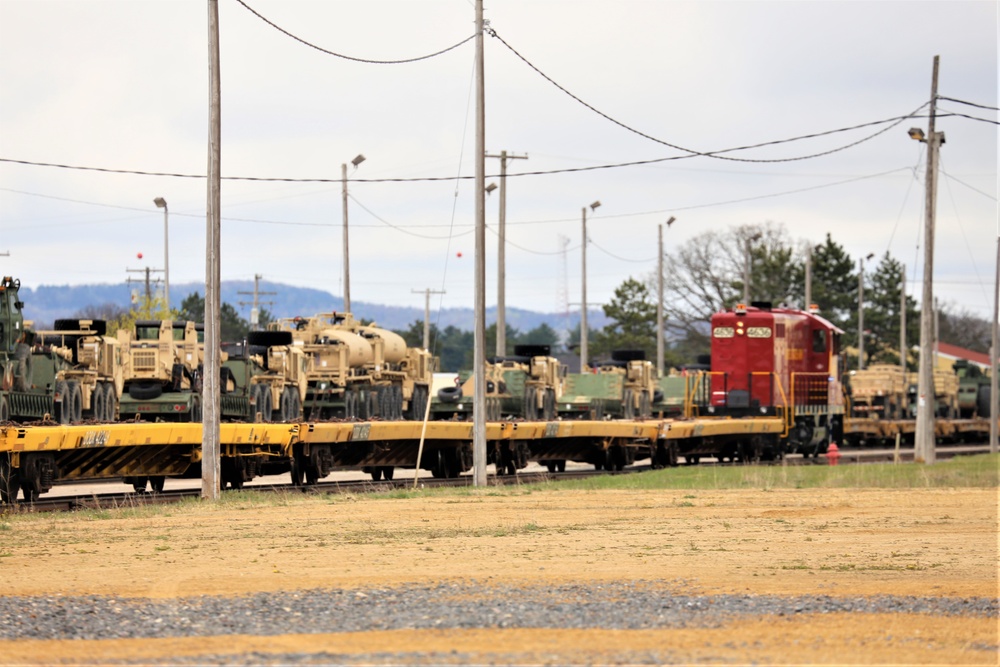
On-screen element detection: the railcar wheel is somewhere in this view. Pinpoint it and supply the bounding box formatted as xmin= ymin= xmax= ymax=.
xmin=557 ymin=460 xmax=566 ymax=473
xmin=131 ymin=476 xmax=149 ymax=493
xmin=289 ymin=455 xmax=305 ymax=486
xmin=20 ymin=482 xmax=38 ymax=503
xmin=382 ymin=466 xmax=394 ymax=481
xmin=545 ymin=461 xmax=556 ymax=473
xmin=149 ymin=476 xmax=166 ymax=493
xmin=370 ymin=467 xmax=383 ymax=482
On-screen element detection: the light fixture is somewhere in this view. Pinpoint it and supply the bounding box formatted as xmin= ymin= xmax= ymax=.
xmin=866 ymin=252 xmax=875 ymax=261
xmin=590 ymin=200 xmax=601 ymax=211
xmin=485 ymin=182 xmax=497 ymax=195
xmin=908 ymin=127 xmax=926 ymax=142
xmin=154 ymin=197 xmax=166 ymax=209
xmin=351 ymin=154 xmax=366 ymax=167
xmin=666 ymin=216 xmax=676 ymax=227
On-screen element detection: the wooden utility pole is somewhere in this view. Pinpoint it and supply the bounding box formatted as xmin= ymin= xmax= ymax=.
xmin=991 ymin=237 xmax=999 ymax=454
xmin=485 ymin=150 xmax=527 ymax=357
xmin=411 ymin=287 xmax=445 ymax=350
xmin=472 ymin=0 xmax=487 ymax=487
xmin=656 ymin=217 xmax=675 ymax=378
xmin=914 ymin=55 xmax=942 ymax=465
xmin=804 ymin=244 xmax=812 ymax=310
xmin=203 ymin=0 xmax=222 ymax=499
xmin=237 ymin=274 xmax=276 ymax=331
xmin=900 ymin=264 xmax=907 ymax=379
xmin=581 ymin=206 xmax=588 ymax=373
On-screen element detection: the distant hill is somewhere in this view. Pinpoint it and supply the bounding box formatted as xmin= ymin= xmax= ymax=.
xmin=17 ymin=279 xmax=609 ymax=336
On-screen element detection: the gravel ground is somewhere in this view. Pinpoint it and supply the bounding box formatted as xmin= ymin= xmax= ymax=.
xmin=3 ymin=581 xmax=995 ymax=642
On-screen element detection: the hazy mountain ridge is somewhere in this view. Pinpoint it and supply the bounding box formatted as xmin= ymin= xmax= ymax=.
xmin=18 ymin=280 xmax=609 ymax=334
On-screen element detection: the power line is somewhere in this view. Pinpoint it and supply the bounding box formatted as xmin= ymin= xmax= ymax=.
xmin=488 ymin=27 xmax=928 ymax=163
xmin=940 ymin=170 xmax=998 ymax=201
xmin=232 ymin=0 xmax=475 ymax=64
xmin=937 ymin=96 xmax=1000 ymax=112
xmin=935 ymin=109 xmax=1000 ymax=126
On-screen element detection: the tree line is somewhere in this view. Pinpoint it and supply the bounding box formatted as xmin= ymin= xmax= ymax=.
xmin=71 ymin=221 xmax=991 ymax=372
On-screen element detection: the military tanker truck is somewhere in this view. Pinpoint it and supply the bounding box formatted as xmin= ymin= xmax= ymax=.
xmin=269 ymin=312 xmax=432 ymax=421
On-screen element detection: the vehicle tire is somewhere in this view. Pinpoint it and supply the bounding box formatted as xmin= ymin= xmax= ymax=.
xmin=543 ymin=388 xmax=556 ymax=421
xmin=92 ymin=382 xmax=107 ymax=422
xmin=128 ymin=382 xmax=163 ymax=401
xmin=623 ymin=388 xmax=635 ymax=420
xmin=259 ymin=386 xmax=273 ymax=423
xmin=437 ymin=385 xmax=462 ymax=404
xmin=247 ymin=330 xmax=293 ymax=347
xmin=279 ymin=388 xmax=294 ymax=422
xmin=54 ymin=380 xmax=71 ymax=424
xmin=523 ymin=386 xmax=537 ymax=420
xmin=66 ymin=381 xmax=83 ymax=424
xmin=190 ymin=395 xmax=202 ymax=422
xmin=104 ymin=382 xmax=118 ymax=422
xmin=14 ymin=343 xmax=32 ymax=392
xmin=291 ymin=388 xmax=302 ymax=421
xmin=640 ymin=390 xmax=651 ymax=419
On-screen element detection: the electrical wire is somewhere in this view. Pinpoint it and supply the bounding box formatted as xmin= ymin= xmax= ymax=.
xmin=937 ymin=96 xmax=1000 ymax=112
xmin=939 ymin=155 xmax=990 ymax=309
xmin=348 ymin=192 xmax=473 ymax=240
xmin=588 ymin=239 xmax=656 ymax=264
xmin=936 ymin=109 xmax=1000 ymax=126
xmin=232 ymin=0 xmax=475 ymax=64
xmin=939 ymin=172 xmax=998 ymax=201
xmin=488 ymin=27 xmax=928 ymax=163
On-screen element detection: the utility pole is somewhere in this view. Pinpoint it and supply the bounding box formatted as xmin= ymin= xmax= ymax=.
xmin=472 ymin=0 xmax=487 ymax=487
xmin=913 ymin=55 xmax=942 ymax=465
xmin=991 ymin=237 xmax=999 ymax=454
xmin=203 ymin=0 xmax=222 ymax=499
xmin=580 ymin=201 xmax=601 ymax=372
xmin=485 ymin=150 xmax=527 ymax=357
xmin=743 ymin=232 xmax=761 ymax=305
xmin=341 ymin=154 xmax=365 ymax=313
xmin=237 ymin=274 xmax=276 ymax=331
xmin=411 ymin=287 xmax=445 ymax=350
xmin=126 ymin=266 xmax=163 ymax=303
xmin=858 ymin=253 xmax=874 ymax=371
xmin=804 ymin=244 xmax=812 ymax=310
xmin=657 ymin=217 xmax=675 ymax=378
xmin=900 ymin=263 xmax=907 ymax=379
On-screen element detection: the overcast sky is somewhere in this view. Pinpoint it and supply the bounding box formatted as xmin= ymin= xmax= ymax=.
xmin=1 ymin=0 xmax=996 ymax=322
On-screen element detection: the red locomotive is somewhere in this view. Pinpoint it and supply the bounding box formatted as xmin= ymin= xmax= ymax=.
xmin=706 ymin=302 xmax=845 ymax=458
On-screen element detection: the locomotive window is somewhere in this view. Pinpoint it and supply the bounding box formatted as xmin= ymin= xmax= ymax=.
xmin=746 ymin=327 xmax=771 ymax=338
xmin=812 ymin=329 xmax=826 ymax=353
xmin=713 ymin=327 xmax=735 ymax=338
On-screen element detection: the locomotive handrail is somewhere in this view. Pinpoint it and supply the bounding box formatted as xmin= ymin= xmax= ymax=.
xmin=753 ymin=371 xmax=792 ymax=440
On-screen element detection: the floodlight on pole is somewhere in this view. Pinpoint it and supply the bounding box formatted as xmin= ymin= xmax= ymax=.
xmin=485 ymin=182 xmax=497 ymax=195
xmin=341 ymin=154 xmax=366 ymax=313
xmin=153 ymin=197 xmax=169 ymax=310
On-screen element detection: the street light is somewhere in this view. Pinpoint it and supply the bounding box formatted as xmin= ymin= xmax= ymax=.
xmin=657 ymin=216 xmax=676 ymax=377
xmin=580 ymin=200 xmax=601 ymax=373
xmin=341 ymin=154 xmax=365 ymax=313
xmin=153 ymin=197 xmax=169 ymax=310
xmin=858 ymin=252 xmax=875 ymax=370
xmin=485 ymin=182 xmax=497 ymax=195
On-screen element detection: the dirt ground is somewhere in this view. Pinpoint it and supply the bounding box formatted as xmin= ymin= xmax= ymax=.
xmin=0 ymin=486 xmax=996 ymax=664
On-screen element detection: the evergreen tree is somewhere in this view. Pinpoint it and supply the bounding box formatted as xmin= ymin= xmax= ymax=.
xmin=592 ymin=277 xmax=657 ymax=360
xmin=862 ymin=253 xmax=919 ymax=367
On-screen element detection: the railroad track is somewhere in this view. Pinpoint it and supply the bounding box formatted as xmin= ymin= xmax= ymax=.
xmin=6 ymin=444 xmax=990 ymax=514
